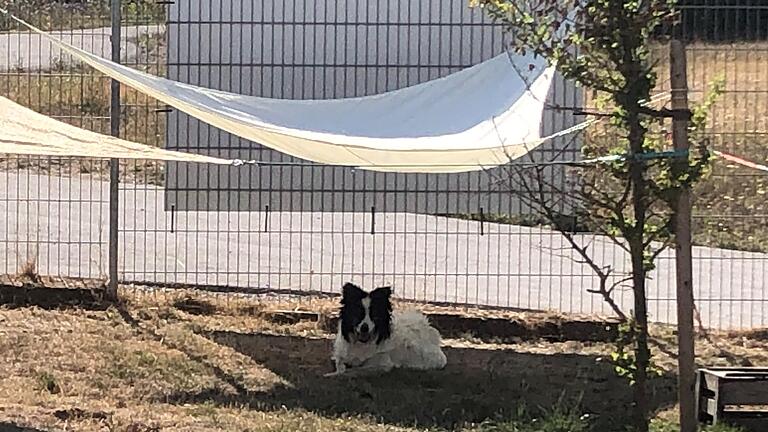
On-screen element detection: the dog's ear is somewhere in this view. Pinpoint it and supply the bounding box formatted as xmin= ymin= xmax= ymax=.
xmin=341 ymin=282 xmax=366 ymax=303
xmin=370 ymin=286 xmax=393 ymax=344
xmin=370 ymin=286 xmax=392 ymax=300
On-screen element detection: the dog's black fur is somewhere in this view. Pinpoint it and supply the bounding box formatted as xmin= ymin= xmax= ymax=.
xmin=339 ymin=282 xmax=392 ymax=344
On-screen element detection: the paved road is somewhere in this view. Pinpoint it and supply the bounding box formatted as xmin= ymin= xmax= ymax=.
xmin=1 ymin=170 xmax=766 ymax=329
xmin=0 ymin=25 xmax=164 ymax=72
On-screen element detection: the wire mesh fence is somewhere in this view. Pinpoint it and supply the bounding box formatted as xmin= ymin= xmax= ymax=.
xmin=1 ymin=0 xmax=767 ymax=330
xmin=670 ymin=1 xmax=768 ymax=329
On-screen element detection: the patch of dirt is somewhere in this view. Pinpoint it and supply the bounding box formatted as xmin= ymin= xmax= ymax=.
xmin=172 ymin=297 xmax=217 ymax=316
xmin=52 ymin=408 xmax=109 ymax=421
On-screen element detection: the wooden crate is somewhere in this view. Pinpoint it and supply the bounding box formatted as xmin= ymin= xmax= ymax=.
xmin=697 ymin=367 xmax=768 ymax=431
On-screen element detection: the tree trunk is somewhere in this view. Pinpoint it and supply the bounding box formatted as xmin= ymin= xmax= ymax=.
xmin=629 ymin=235 xmax=650 ymax=432
xmin=628 ymin=110 xmax=650 ymax=432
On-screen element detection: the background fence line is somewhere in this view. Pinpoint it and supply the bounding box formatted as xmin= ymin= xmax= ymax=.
xmin=1 ymin=0 xmax=767 ymax=330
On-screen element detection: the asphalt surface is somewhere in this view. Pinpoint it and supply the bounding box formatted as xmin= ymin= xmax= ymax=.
xmin=1 ymin=170 xmax=767 ymax=329
xmin=0 ymin=25 xmax=164 ymax=72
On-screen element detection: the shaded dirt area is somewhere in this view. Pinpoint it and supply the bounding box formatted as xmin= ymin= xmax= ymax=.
xmin=0 ymin=283 xmax=766 ymax=431
xmin=201 ymin=331 xmax=677 ymax=432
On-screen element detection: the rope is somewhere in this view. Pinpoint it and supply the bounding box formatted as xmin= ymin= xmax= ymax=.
xmin=228 ymin=149 xmax=690 ymax=169
xmin=712 ymin=150 xmax=768 ymax=173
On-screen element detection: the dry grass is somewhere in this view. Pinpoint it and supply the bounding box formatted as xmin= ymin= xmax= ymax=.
xmin=0 ymin=0 xmax=165 ymax=32
xmin=652 ymin=43 xmax=768 ymax=134
xmin=0 ymin=288 xmax=764 ymax=432
xmin=0 ymin=31 xmax=167 ymax=185
xmin=578 ymin=42 xmax=768 ymax=254
xmin=118 ymin=284 xmax=620 ymax=335
xmin=17 ymin=258 xmax=39 ymax=285
xmin=649 ymin=43 xmax=768 ymax=253
xmin=17 ymin=245 xmax=40 ymax=285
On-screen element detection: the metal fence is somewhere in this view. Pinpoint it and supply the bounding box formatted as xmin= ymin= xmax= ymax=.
xmin=1 ymin=0 xmax=767 ymax=330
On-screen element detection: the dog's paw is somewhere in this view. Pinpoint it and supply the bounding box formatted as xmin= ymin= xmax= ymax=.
xmin=323 ymin=370 xmax=342 ymax=378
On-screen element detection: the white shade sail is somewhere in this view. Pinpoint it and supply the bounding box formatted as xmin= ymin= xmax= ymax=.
xmin=0 ymin=96 xmax=234 ymax=165
xmin=1 ymin=12 xmax=589 ymax=173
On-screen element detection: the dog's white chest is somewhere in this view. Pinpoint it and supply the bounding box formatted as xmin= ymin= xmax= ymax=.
xmin=337 ymin=340 xmax=387 ymax=367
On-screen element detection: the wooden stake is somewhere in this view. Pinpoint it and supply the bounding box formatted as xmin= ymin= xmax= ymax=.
xmin=106 ymin=0 xmax=122 ymax=301
xmin=670 ymin=39 xmax=697 ymax=432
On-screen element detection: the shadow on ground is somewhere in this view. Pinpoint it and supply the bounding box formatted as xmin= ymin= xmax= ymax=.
xmin=0 ymin=422 xmax=48 ymax=432
xmin=164 ymin=331 xmax=677 ymax=431
xmin=0 ymin=284 xmax=108 ymax=311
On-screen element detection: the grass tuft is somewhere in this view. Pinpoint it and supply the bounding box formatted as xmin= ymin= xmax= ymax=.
xmin=34 ymin=370 xmax=60 ymax=394
xmin=18 ymin=258 xmax=39 ymax=284
xmin=651 ymin=418 xmax=746 ymax=432
xmin=469 ymin=394 xmax=589 ymax=432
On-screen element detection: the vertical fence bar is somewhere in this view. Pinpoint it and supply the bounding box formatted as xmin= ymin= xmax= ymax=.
xmin=107 ymin=0 xmax=122 ymax=300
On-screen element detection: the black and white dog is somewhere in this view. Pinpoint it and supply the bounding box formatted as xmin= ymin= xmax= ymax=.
xmin=325 ymin=282 xmax=447 ymax=377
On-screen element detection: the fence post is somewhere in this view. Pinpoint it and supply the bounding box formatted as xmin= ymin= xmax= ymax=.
xmin=107 ymin=0 xmax=122 ymax=301
xmin=670 ymin=39 xmax=696 ymax=432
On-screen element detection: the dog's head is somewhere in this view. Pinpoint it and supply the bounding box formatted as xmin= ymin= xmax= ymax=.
xmin=339 ymin=282 xmax=392 ymax=344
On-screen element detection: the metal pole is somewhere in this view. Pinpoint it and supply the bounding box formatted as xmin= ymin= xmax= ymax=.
xmin=670 ymin=39 xmax=696 ymax=432
xmin=107 ymin=0 xmax=121 ymax=301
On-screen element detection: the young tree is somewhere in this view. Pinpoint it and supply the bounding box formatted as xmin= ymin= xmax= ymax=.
xmin=472 ymin=1 xmax=718 ymax=431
